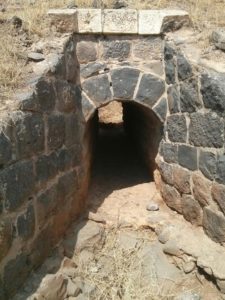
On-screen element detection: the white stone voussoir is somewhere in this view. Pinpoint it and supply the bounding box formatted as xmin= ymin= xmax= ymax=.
xmin=48 ymin=9 xmax=78 ymax=33
xmin=138 ymin=10 xmax=189 ymax=35
xmin=77 ymin=9 xmax=102 ymax=33
xmin=103 ymin=9 xmax=138 ymax=34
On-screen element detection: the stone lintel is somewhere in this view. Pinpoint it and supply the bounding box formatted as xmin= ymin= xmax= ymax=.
xmin=47 ymin=9 xmax=189 ymax=35
xmin=103 ymin=9 xmax=138 ymax=34
xmin=139 ymin=10 xmax=189 ymax=35
xmin=77 ymin=9 xmax=102 ymax=33
xmin=48 ymin=9 xmax=78 ymax=33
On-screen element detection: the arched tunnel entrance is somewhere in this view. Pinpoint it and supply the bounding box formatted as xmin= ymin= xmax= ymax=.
xmin=84 ymin=100 xmax=163 ymax=220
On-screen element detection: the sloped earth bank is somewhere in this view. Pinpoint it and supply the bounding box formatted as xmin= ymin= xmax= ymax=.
xmin=14 ymin=126 xmax=223 ymax=300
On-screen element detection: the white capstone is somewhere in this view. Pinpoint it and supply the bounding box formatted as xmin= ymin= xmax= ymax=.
xmin=139 ymin=10 xmax=189 ymax=35
xmin=48 ymin=9 xmax=78 ymax=32
xmin=103 ymin=9 xmax=138 ymax=34
xmin=77 ymin=9 xmax=102 ymax=33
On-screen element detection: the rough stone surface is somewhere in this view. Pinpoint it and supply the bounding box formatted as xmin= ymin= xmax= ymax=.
xmin=211 ymin=28 xmax=225 ymax=51
xmin=0 ymin=160 xmax=35 ymax=211
xmin=80 ymin=62 xmax=106 ymax=78
xmin=139 ymin=10 xmax=189 ymax=35
xmin=76 ymin=41 xmax=97 ymax=63
xmin=216 ymin=154 xmax=225 ymax=184
xmin=135 ymin=74 xmax=165 ymax=107
xmin=192 ymin=173 xmax=212 ymax=207
xmin=102 ymin=40 xmax=131 ymax=60
xmin=0 ymin=130 xmax=12 ymax=167
xmin=47 ymin=114 xmax=65 ymax=151
xmin=167 ymin=84 xmax=180 ymax=113
xmin=36 ymin=274 xmax=68 ymax=300
xmin=153 ymin=97 xmax=168 ymax=122
xmin=3 ymin=253 xmax=31 ymax=297
xmin=161 ymin=181 xmax=182 ymax=213
xmin=178 ymin=145 xmax=197 ymax=171
xmin=103 ymin=9 xmax=137 ymax=34
xmin=81 ymin=92 xmax=96 ymax=120
xmin=146 ymin=201 xmax=159 ymax=211
xmin=28 ymin=52 xmax=45 ymax=62
xmin=133 ymin=37 xmax=162 ymax=61
xmin=82 ymin=74 xmax=112 ymax=105
xmin=167 ymin=115 xmax=187 ymax=143
xmin=189 ymin=112 xmax=224 ymax=148
xmin=158 ymin=161 xmax=174 ymax=186
xmin=36 ymin=184 xmax=59 ymax=227
xmin=182 ymin=195 xmax=202 ymax=226
xmin=165 ymin=59 xmax=176 ymax=84
xmin=0 ymin=218 xmax=12 ymax=262
xmin=212 ymin=183 xmax=225 ymax=215
xmin=77 ymin=9 xmax=102 ymax=33
xmin=201 ymin=72 xmax=225 ymax=115
xmin=48 ymin=9 xmax=78 ymax=32
xmin=17 ymin=205 xmax=35 ymax=241
xmin=203 ymin=206 xmax=225 ymax=243
xmin=111 ymin=67 xmax=140 ymax=100
xmin=69 ymin=221 xmax=104 ymax=253
xmin=35 ymin=79 xmax=55 ymax=112
xmin=162 ymin=142 xmax=178 ymax=163
xmin=173 ymin=165 xmax=191 ymax=194
xmin=36 ymin=152 xmax=58 ymax=186
xmin=199 ymin=150 xmax=216 ymax=181
xmin=180 ymin=79 xmax=201 ymax=113
xmin=55 ymin=80 xmax=79 ymax=113
xmin=13 ymin=112 xmax=45 ymax=159
xmin=177 ymin=52 xmax=192 ymax=81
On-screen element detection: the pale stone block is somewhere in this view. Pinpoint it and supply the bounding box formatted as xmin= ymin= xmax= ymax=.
xmin=139 ymin=10 xmax=189 ymax=35
xmin=103 ymin=9 xmax=138 ymax=34
xmin=48 ymin=9 xmax=78 ymax=33
xmin=77 ymin=9 xmax=102 ymax=33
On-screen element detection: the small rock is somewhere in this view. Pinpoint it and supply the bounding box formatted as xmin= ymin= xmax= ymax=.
xmin=158 ymin=227 xmax=171 ymax=244
xmin=67 ymin=279 xmax=82 ymax=297
xmin=67 ymin=0 xmax=77 ymax=8
xmin=113 ymin=0 xmax=128 ymax=9
xmin=10 ymin=16 xmax=22 ymax=28
xmin=28 ymin=52 xmax=45 ymax=62
xmin=175 ymin=291 xmax=201 ymax=300
xmin=37 ymin=274 xmax=68 ymax=300
xmin=146 ymin=201 xmax=159 ymax=211
xmin=163 ymin=240 xmax=181 ymax=256
xmin=211 ymin=28 xmax=225 ymax=51
xmin=183 ymin=261 xmax=196 ymax=273
xmin=60 ymin=257 xmax=77 ymax=278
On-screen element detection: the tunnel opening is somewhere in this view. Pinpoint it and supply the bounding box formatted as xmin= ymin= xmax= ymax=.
xmin=85 ymin=100 xmax=163 ymax=212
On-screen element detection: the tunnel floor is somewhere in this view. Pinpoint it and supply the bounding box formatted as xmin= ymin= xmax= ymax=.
xmin=13 ymin=125 xmax=222 ymax=300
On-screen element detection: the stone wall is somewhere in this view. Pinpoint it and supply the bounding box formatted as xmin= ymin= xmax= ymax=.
xmin=157 ymin=41 xmax=225 ymax=244
xmin=1 ymin=8 xmax=225 ymax=297
xmin=0 ymin=35 xmax=90 ymax=298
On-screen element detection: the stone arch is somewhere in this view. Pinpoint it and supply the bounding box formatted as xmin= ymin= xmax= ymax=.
xmin=80 ymin=66 xmax=167 ymax=179
xmin=80 ymin=66 xmax=167 ymax=124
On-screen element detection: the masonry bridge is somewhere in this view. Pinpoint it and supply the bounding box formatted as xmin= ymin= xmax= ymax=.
xmin=1 ymin=8 xmax=225 ymax=298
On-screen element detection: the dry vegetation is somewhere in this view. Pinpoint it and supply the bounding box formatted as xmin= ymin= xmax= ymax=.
xmin=75 ymin=229 xmax=201 ymax=300
xmin=0 ymin=0 xmax=225 ymax=99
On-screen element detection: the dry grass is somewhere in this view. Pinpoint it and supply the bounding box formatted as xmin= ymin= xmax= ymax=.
xmin=0 ymin=0 xmax=225 ymax=100
xmin=75 ymin=229 xmax=197 ymax=300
